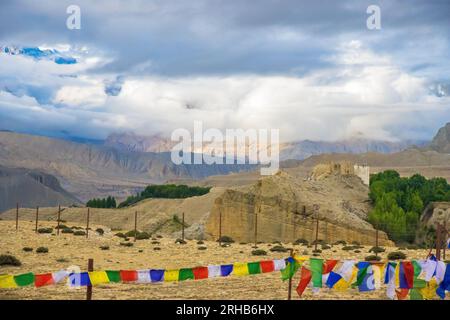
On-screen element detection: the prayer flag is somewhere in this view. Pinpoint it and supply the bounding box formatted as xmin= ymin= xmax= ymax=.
xmin=69 ymin=272 xmax=90 ymax=286
xmin=150 ymin=269 xmax=164 ymax=282
xmin=14 ymin=273 xmax=34 ymax=287
xmin=0 ymin=275 xmax=17 ymax=288
xmin=323 ymin=260 xmax=338 ymax=274
xmin=137 ymin=270 xmax=151 ymax=283
xmin=233 ymin=263 xmax=249 ymax=276
xmin=260 ymin=260 xmax=275 ymax=273
xmin=193 ymin=267 xmax=208 ymax=280
xmin=402 ymin=261 xmax=414 ymax=289
xmin=220 ymin=264 xmax=233 ymax=276
xmin=325 ymin=272 xmax=342 ymax=288
xmin=207 ymin=265 xmax=221 ymax=278
xmin=179 ymin=268 xmax=194 ymax=281
xmin=120 ymin=270 xmax=138 ymax=282
xmin=35 ymin=273 xmax=54 ymax=287
xmin=273 ymin=259 xmax=286 ymax=271
xmin=247 ymin=262 xmax=261 ymax=275
xmin=52 ymin=270 xmax=69 ymax=284
xmin=281 ymin=258 xmax=299 ymax=281
xmin=106 ymin=270 xmax=121 ymax=283
xmin=89 ymin=271 xmax=109 ymax=285
xmin=436 ymin=263 xmax=450 ymax=299
xmin=164 ymin=269 xmax=179 ymax=282
xmin=296 ymin=267 xmax=312 ymax=297
xmin=310 ymin=258 xmax=323 ymax=287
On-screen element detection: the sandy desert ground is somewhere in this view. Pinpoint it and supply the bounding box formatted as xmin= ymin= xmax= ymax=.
xmin=0 ymin=221 xmax=446 ymax=300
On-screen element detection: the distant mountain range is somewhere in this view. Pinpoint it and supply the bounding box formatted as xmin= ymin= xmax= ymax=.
xmin=0 ymin=122 xmax=448 ymax=213
xmin=0 ymin=131 xmax=255 ymax=207
xmin=104 ymin=131 xmax=429 ymax=161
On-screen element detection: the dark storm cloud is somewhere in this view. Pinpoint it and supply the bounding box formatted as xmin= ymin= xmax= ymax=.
xmin=0 ymin=0 xmax=448 ymax=76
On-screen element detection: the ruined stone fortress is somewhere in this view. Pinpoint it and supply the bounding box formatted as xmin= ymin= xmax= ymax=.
xmin=205 ymin=161 xmax=393 ymax=246
xmin=310 ymin=161 xmax=370 ymax=185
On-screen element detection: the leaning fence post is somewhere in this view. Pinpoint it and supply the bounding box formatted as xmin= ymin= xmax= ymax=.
xmin=35 ymin=206 xmax=39 ymax=233
xmin=86 ymin=258 xmax=94 ymax=300
xmin=375 ymin=229 xmax=379 ymax=257
xmin=218 ymin=210 xmax=222 ymax=246
xmin=254 ymin=211 xmax=258 ymax=248
xmin=15 ymin=203 xmax=19 ymax=231
xmin=436 ymin=223 xmax=442 ymax=261
xmin=56 ymin=205 xmax=61 ymax=235
xmin=134 ymin=211 xmax=138 ymax=242
xmin=314 ymin=216 xmax=319 ymax=251
xmin=443 ymin=221 xmax=447 ymax=260
xmin=86 ymin=207 xmax=90 ymax=239
xmin=182 ymin=212 xmax=185 ymax=241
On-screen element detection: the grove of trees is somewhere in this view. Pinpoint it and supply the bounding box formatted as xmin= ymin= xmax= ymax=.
xmin=86 ymin=196 xmax=117 ymax=208
xmin=368 ymin=170 xmax=450 ymax=243
xmin=118 ymin=184 xmax=211 ymax=208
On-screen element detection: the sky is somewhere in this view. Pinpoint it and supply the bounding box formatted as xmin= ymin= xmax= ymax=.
xmin=0 ymin=0 xmax=449 ymax=142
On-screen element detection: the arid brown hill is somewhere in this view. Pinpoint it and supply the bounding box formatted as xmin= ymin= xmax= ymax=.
xmin=205 ymin=169 xmax=393 ymax=246
xmin=0 ymin=166 xmax=80 ymax=212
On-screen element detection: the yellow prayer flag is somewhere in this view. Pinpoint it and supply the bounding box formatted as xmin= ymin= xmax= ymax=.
xmin=293 ymin=256 xmax=308 ymax=264
xmin=0 ymin=275 xmax=18 ymax=288
xmin=88 ymin=271 xmax=110 ymax=286
xmin=395 ymin=263 xmax=400 ymax=287
xmin=420 ymin=279 xmax=438 ymax=300
xmin=164 ymin=269 xmax=179 ymax=282
xmin=233 ymin=263 xmax=249 ymax=276
xmin=334 ymin=267 xmax=357 ymax=291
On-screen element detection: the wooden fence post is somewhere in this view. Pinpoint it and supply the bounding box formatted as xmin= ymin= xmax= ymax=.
xmin=86 ymin=258 xmax=94 ymax=300
xmin=375 ymin=229 xmax=379 ymax=257
xmin=15 ymin=203 xmax=19 ymax=231
xmin=35 ymin=206 xmax=39 ymax=233
xmin=56 ymin=205 xmax=61 ymax=235
xmin=134 ymin=211 xmax=138 ymax=242
xmin=443 ymin=221 xmax=447 ymax=260
xmin=86 ymin=208 xmax=90 ymax=239
xmin=218 ymin=210 xmax=222 ymax=246
xmin=182 ymin=212 xmax=185 ymax=241
xmin=287 ymin=249 xmax=294 ymax=300
xmin=314 ymin=216 xmax=319 ymax=251
xmin=254 ymin=211 xmax=258 ymax=248
xmin=436 ymin=223 xmax=442 ymax=261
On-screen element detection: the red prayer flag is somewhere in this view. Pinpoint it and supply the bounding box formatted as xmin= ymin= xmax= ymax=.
xmin=296 ymin=267 xmax=312 ymax=297
xmin=35 ymin=273 xmax=54 ymax=287
xmin=396 ymin=288 xmax=409 ymax=300
xmin=193 ymin=267 xmax=208 ymax=280
xmin=402 ymin=261 xmax=414 ymax=289
xmin=120 ymin=270 xmax=138 ymax=282
xmin=323 ymin=260 xmax=338 ymax=274
xmin=260 ymin=260 xmax=275 ymax=273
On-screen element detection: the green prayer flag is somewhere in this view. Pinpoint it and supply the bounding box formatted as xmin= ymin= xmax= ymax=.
xmin=281 ymin=260 xmax=299 ymax=281
xmin=247 ymin=262 xmax=261 ymax=275
xmin=310 ymin=258 xmax=323 ymax=287
xmin=412 ymin=261 xmax=426 ymax=289
xmin=179 ymin=268 xmax=194 ymax=281
xmin=410 ymin=288 xmax=423 ymax=300
xmin=106 ymin=270 xmax=121 ymax=283
xmin=14 ymin=272 xmax=35 ymax=287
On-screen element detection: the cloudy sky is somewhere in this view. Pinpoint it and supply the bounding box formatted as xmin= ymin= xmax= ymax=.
xmin=0 ymin=0 xmax=449 ymax=142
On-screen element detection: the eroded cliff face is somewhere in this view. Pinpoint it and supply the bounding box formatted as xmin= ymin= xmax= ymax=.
xmin=205 ymin=170 xmax=393 ymax=246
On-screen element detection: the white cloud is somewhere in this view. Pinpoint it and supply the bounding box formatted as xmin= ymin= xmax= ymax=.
xmin=0 ymin=41 xmax=448 ymax=142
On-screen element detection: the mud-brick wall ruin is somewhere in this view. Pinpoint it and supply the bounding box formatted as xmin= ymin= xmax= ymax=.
xmin=205 ymin=189 xmax=393 ymax=246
